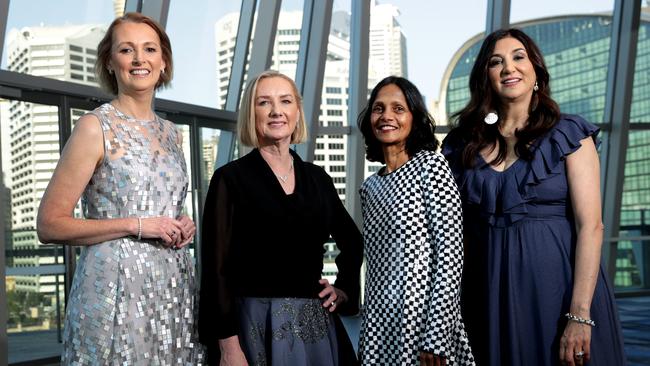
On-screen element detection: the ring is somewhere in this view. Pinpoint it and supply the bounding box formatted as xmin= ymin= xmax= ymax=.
xmin=575 ymin=351 xmax=584 ymax=358
xmin=331 ymin=300 xmax=336 ymax=307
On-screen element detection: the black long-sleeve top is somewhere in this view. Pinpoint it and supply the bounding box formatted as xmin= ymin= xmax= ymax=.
xmin=198 ymin=148 xmax=363 ymax=345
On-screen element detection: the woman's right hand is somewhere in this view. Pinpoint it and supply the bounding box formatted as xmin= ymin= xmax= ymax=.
xmin=219 ymin=336 xmax=248 ymax=366
xmin=139 ymin=217 xmax=185 ymax=248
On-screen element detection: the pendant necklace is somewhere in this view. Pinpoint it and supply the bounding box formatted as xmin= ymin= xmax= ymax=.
xmin=276 ymin=157 xmax=294 ymax=184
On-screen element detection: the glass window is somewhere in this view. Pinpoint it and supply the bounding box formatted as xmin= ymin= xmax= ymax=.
xmin=1 ymin=99 xmax=65 ymax=363
xmin=199 ymin=128 xmax=221 ymax=205
xmin=159 ymin=1 xmax=243 ymax=109
xmin=270 ymin=1 xmax=304 ymax=81
xmin=174 ymin=124 xmax=197 ymax=256
xmin=613 ymin=238 xmax=648 ymax=290
xmin=313 ymin=0 xmax=352 ymax=201
xmin=508 ymin=0 xmax=614 ymax=123
xmin=616 ymin=130 xmax=650 ymax=291
xmin=370 ymin=0 xmax=485 ymax=124
xmin=631 ymin=1 xmax=650 ymax=124
xmin=1 ymin=0 xmax=115 ymax=89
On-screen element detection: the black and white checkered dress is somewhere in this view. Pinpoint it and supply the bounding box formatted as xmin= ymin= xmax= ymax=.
xmin=359 ymin=150 xmax=475 ymax=365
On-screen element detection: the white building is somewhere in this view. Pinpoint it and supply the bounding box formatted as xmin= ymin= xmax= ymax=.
xmin=5 ymin=24 xmax=105 ymax=293
xmin=369 ymin=1 xmax=408 ymax=83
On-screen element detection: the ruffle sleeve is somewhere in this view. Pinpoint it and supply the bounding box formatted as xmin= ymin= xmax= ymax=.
xmin=442 ymin=114 xmax=599 ymax=226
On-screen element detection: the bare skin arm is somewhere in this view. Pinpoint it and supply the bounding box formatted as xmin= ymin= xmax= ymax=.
xmin=37 ymin=114 xmax=186 ymax=247
xmin=560 ymin=136 xmax=602 ymax=365
xmin=218 ymin=336 xmax=249 ymax=366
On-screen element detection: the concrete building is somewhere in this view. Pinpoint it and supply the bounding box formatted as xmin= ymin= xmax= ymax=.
xmin=5 ymin=24 xmax=104 ymax=293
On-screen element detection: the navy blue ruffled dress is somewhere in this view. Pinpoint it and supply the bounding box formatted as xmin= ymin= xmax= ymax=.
xmin=442 ymin=115 xmax=625 ymax=366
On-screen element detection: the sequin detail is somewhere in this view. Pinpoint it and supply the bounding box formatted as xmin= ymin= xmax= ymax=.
xmin=238 ymin=297 xmax=338 ymax=366
xmin=62 ymin=103 xmax=204 ymax=365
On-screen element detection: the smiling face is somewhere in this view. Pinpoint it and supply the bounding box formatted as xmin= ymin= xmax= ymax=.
xmin=370 ymin=83 xmax=413 ymax=148
xmin=254 ymin=76 xmax=300 ymax=146
xmin=108 ymin=22 xmax=166 ymax=95
xmin=488 ymin=36 xmax=537 ymax=104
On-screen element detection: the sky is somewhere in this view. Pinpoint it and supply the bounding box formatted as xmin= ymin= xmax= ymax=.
xmin=3 ymin=0 xmax=616 ymax=107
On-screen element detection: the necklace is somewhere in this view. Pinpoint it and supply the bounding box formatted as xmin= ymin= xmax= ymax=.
xmin=276 ymin=157 xmax=294 ymax=184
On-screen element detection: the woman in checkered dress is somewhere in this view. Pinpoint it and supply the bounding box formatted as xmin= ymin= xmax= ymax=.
xmin=357 ymin=76 xmax=475 ymax=365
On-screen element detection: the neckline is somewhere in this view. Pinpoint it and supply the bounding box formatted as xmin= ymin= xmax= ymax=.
xmin=108 ymin=103 xmax=157 ymax=122
xmin=377 ymin=150 xmax=425 ymax=177
xmin=478 ymin=153 xmax=521 ymax=174
xmin=254 ymin=148 xmax=299 ymax=196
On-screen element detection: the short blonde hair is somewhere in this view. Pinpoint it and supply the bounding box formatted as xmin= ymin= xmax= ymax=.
xmin=238 ymin=70 xmax=308 ymax=147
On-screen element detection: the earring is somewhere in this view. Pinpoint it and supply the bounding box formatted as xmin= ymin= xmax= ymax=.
xmin=107 ymin=68 xmax=113 ymax=75
xmin=484 ymin=112 xmax=498 ymax=125
xmin=533 ymin=81 xmax=539 ymax=91
xmin=161 ymin=68 xmax=165 ymax=75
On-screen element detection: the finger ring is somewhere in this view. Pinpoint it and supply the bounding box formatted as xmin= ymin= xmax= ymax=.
xmin=575 ymin=351 xmax=584 ymax=358
xmin=331 ymin=300 xmax=336 ymax=307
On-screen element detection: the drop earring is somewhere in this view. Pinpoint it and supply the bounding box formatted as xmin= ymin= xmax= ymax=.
xmin=484 ymin=112 xmax=498 ymax=125
xmin=533 ymin=81 xmax=539 ymax=92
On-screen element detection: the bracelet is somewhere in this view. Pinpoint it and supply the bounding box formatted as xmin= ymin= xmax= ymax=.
xmin=137 ymin=217 xmax=142 ymax=240
xmin=565 ymin=312 xmax=595 ymax=327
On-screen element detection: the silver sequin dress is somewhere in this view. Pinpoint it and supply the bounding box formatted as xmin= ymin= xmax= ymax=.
xmin=62 ymin=103 xmax=205 ymax=365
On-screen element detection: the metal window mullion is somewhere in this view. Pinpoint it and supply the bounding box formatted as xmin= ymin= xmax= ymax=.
xmin=188 ymin=117 xmax=204 ymax=272
xmin=246 ymin=0 xmax=281 ymax=78
xmin=485 ymin=0 xmax=510 ymax=34
xmin=601 ymin=0 xmax=641 ymax=281
xmin=344 ymin=0 xmax=370 ymax=225
xmin=215 ymin=0 xmax=258 ymax=169
xmin=0 ymin=70 xmax=7 ymax=366
xmin=294 ymin=0 xmax=334 ymax=162
xmin=140 ymin=0 xmax=171 ymax=28
xmin=0 ymin=1 xmax=10 ymax=359
xmin=57 ymin=96 xmax=78 ymax=308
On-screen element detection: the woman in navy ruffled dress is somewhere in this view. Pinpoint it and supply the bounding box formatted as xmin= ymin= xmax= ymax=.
xmin=442 ymin=28 xmax=625 ymax=366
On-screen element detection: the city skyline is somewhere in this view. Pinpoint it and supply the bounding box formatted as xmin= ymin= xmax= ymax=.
xmin=2 ymin=1 xmax=615 ymax=110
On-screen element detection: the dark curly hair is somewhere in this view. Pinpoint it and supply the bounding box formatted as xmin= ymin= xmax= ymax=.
xmin=358 ymin=76 xmax=439 ymax=163
xmin=449 ymin=28 xmax=560 ymax=167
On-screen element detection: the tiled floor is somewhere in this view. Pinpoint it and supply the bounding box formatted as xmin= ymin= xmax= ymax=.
xmin=618 ymin=296 xmax=650 ymax=365
xmin=7 ymin=297 xmax=650 ymax=365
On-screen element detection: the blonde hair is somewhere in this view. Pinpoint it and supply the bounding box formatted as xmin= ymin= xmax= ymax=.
xmin=238 ymin=70 xmax=308 ymax=147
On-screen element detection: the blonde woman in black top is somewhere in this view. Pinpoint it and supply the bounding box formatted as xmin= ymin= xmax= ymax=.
xmin=198 ymin=70 xmax=362 ymax=366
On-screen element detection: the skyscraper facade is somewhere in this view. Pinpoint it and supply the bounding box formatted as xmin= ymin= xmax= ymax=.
xmin=5 ymin=25 xmax=104 ymax=294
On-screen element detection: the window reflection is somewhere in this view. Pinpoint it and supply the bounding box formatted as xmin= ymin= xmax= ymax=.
xmin=2 ymin=0 xmax=114 ymax=87
xmin=631 ymin=5 xmax=650 ymax=123
xmin=1 ymin=99 xmax=65 ymax=362
xmin=159 ymin=1 xmax=243 ymax=109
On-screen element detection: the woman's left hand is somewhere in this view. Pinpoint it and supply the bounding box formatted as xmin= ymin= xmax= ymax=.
xmin=559 ymin=321 xmax=592 ymax=366
xmin=318 ymin=279 xmax=348 ymax=312
xmin=175 ymin=215 xmax=196 ymax=249
xmin=419 ymin=351 xmax=446 ymax=366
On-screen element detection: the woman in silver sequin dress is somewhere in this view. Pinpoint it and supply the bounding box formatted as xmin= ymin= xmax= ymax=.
xmin=37 ymin=13 xmax=204 ymax=365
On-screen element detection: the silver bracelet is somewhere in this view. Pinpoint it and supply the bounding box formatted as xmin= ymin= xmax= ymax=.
xmin=137 ymin=217 xmax=142 ymax=240
xmin=565 ymin=312 xmax=595 ymax=327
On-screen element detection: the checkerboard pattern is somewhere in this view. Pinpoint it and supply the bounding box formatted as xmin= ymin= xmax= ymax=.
xmin=359 ymin=150 xmax=474 ymax=365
